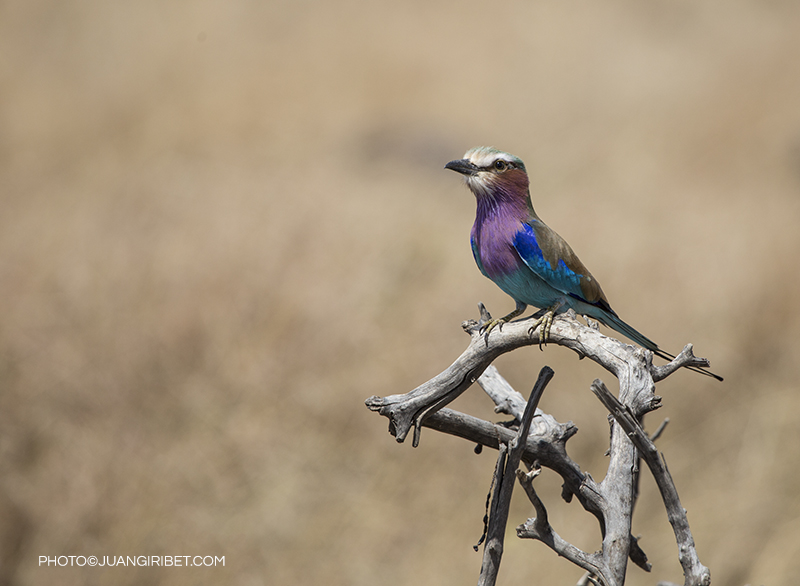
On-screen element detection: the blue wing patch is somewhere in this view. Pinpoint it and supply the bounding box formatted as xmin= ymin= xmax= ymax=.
xmin=512 ymin=223 xmax=585 ymax=300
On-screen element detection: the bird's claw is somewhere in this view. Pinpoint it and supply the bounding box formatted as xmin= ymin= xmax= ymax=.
xmin=527 ymin=309 xmax=555 ymax=350
xmin=477 ymin=302 xmax=527 ymax=345
xmin=480 ymin=318 xmax=506 ymax=344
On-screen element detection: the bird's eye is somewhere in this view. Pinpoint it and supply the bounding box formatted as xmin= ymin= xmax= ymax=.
xmin=494 ymin=160 xmax=507 ymax=171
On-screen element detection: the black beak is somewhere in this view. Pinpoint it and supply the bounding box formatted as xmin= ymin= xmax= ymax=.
xmin=444 ymin=158 xmax=479 ymax=176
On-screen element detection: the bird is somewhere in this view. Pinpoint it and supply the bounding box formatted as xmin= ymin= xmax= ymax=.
xmin=445 ymin=146 xmax=722 ymax=381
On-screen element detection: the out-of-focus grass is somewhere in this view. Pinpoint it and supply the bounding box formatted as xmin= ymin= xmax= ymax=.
xmin=1 ymin=1 xmax=800 ymax=585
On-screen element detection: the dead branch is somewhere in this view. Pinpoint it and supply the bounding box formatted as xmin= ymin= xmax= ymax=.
xmin=365 ymin=305 xmax=711 ymax=446
xmin=365 ymin=305 xmax=714 ymax=586
xmin=478 ymin=367 xmax=553 ymax=586
xmin=516 ymin=466 xmax=610 ymax=583
xmin=590 ymin=379 xmax=711 ymax=586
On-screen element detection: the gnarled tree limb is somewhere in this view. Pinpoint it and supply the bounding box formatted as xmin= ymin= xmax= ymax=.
xmin=365 ymin=304 xmax=714 ymax=586
xmin=365 ymin=305 xmax=711 ymax=445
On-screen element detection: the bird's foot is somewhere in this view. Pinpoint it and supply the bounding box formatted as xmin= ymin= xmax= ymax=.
xmin=479 ymin=316 xmax=509 ymax=344
xmin=478 ymin=302 xmax=527 ymax=345
xmin=527 ymin=307 xmax=557 ymax=350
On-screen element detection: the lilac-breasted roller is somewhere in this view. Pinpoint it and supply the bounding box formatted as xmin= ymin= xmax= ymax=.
xmin=446 ymin=146 xmax=721 ymax=381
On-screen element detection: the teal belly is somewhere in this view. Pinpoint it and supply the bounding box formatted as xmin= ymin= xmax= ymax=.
xmin=491 ymin=267 xmax=566 ymax=311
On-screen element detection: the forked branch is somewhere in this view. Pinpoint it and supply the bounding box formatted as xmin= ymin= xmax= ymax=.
xmin=590 ymin=380 xmax=711 ymax=586
xmin=365 ymin=305 xmax=714 ymax=586
xmin=365 ymin=305 xmax=711 ymax=445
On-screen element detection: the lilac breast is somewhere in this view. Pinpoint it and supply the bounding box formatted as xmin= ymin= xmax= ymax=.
xmin=471 ymin=203 xmax=525 ymax=280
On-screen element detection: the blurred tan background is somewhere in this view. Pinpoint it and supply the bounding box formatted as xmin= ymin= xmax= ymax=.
xmin=1 ymin=0 xmax=799 ymax=584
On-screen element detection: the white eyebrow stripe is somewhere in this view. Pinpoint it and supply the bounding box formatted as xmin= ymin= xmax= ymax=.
xmin=464 ymin=146 xmax=520 ymax=169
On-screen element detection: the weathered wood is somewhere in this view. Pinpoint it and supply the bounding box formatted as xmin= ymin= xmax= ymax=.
xmin=365 ymin=306 xmax=711 ymax=445
xmin=517 ymin=466 xmax=609 ymax=583
xmin=475 ymin=366 xmax=652 ymax=576
xmin=590 ymin=380 xmax=711 ymax=586
xmin=478 ymin=367 xmax=553 ymax=586
xmin=365 ymin=305 xmax=714 ymax=586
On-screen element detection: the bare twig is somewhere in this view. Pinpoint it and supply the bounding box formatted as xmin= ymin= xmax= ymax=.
xmin=650 ymin=418 xmax=670 ymax=442
xmin=650 ymin=344 xmax=711 ymax=382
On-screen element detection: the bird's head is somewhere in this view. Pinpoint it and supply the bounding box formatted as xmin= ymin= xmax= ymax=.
xmin=445 ymin=147 xmax=529 ymax=201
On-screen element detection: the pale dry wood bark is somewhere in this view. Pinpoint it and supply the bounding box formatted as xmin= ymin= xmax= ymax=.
xmin=477 ymin=366 xmax=553 ymax=586
xmin=366 ymin=305 xmax=713 ymax=586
